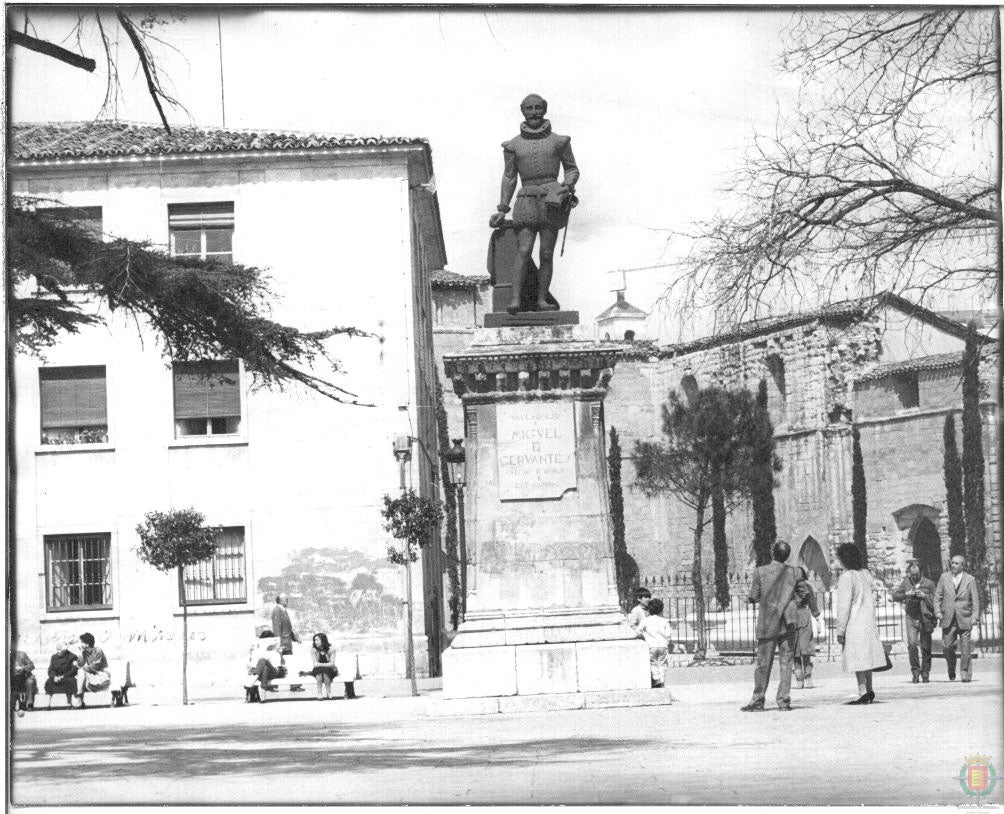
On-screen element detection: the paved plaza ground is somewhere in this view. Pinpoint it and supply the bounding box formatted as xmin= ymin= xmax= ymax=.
xmin=11 ymin=657 xmax=1002 ymax=806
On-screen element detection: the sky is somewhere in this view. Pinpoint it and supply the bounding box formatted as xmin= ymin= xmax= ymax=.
xmin=10 ymin=7 xmax=817 ymax=339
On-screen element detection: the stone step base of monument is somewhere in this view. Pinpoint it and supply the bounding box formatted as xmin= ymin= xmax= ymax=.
xmin=438 ymin=686 xmax=673 ymax=717
xmin=483 ymin=310 xmax=580 ymax=327
xmin=442 ymin=636 xmax=651 ymax=699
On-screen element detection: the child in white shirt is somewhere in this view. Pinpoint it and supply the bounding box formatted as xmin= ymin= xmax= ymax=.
xmin=627 ymin=587 xmax=652 ymax=632
xmin=637 ymin=598 xmax=672 ymax=688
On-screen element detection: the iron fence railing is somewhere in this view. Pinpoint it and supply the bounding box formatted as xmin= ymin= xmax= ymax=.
xmin=641 ymin=571 xmax=1001 ymax=658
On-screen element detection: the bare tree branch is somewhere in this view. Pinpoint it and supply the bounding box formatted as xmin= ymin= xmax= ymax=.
xmin=667 ymin=9 xmax=1000 ymax=324
xmin=8 ymin=29 xmax=96 ymax=71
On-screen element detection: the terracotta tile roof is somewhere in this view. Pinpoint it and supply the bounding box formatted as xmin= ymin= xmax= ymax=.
xmin=430 ymin=269 xmax=489 ymax=290
xmin=856 ymin=351 xmax=964 ymax=382
xmin=622 ymin=292 xmax=992 ymax=360
xmin=596 ymin=295 xmax=647 ymax=321
xmin=11 ymin=121 xmax=428 ymax=160
xmin=856 ymin=345 xmax=997 ymax=382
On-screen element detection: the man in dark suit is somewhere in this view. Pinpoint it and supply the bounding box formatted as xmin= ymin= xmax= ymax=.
xmin=270 ymin=593 xmax=300 ymax=656
xmin=892 ymin=561 xmax=937 ymax=683
xmin=934 ymin=555 xmax=981 ymax=682
xmin=741 ymin=541 xmax=810 ymax=712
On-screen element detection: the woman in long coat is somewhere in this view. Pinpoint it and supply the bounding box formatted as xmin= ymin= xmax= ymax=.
xmin=835 ymin=543 xmax=888 ymax=704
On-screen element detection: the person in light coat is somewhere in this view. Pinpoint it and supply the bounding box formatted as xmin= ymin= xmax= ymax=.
xmin=835 ymin=543 xmax=888 ymax=705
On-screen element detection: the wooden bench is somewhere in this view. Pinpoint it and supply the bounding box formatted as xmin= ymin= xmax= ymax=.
xmin=242 ymin=650 xmax=361 ymax=703
xmin=42 ymin=660 xmax=134 ymax=709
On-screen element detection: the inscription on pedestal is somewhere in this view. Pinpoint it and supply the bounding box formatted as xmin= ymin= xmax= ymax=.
xmin=497 ymin=402 xmax=576 ymax=500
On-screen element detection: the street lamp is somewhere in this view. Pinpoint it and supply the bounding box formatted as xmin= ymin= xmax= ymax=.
xmin=444 ymin=438 xmax=468 ymax=623
xmin=392 ymin=435 xmax=418 ymax=697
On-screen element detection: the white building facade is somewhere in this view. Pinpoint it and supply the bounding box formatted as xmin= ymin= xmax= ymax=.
xmin=10 ymin=122 xmax=449 ymax=699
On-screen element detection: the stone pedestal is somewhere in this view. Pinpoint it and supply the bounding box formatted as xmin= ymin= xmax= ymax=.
xmin=441 ymin=325 xmax=650 ymax=699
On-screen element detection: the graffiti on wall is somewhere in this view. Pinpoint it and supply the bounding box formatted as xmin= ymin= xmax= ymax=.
xmin=257 ymin=547 xmax=403 ymax=636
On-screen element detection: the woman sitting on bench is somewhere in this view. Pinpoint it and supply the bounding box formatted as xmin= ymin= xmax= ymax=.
xmin=44 ymin=642 xmax=79 ymax=705
xmin=74 ymin=632 xmax=111 ymax=707
xmin=309 ymin=633 xmax=338 ymax=700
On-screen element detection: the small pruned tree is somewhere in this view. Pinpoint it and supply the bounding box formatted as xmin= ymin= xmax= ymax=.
xmin=851 ymin=425 xmax=869 ymax=569
xmin=135 ymin=508 xmax=219 ymax=704
xmin=633 ymin=386 xmax=756 ymax=659
xmin=750 ymin=379 xmax=782 ymax=567
xmin=381 ymin=490 xmax=443 ymax=695
xmin=943 ymin=413 xmax=967 ymax=558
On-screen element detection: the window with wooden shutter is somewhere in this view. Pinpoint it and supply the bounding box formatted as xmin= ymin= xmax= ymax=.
xmin=173 ymin=360 xmax=241 ymax=437
xmin=39 ymin=366 xmax=108 ymax=445
xmin=181 ymin=527 xmax=247 ymax=604
xmin=168 ymin=202 xmax=234 ymax=263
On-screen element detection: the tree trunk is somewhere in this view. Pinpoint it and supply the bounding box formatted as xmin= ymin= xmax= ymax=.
xmin=180 ymin=568 xmax=189 ymax=705
xmin=712 ymin=485 xmax=729 ymax=610
xmin=404 ymin=556 xmax=418 ymax=697
xmin=691 ymin=498 xmax=707 ymax=661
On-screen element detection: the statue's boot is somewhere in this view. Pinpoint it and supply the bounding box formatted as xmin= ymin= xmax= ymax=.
xmin=536 ymin=298 xmax=559 ymax=312
xmin=507 ymin=300 xmax=521 ymax=315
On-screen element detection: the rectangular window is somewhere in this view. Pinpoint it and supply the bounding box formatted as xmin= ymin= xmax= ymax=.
xmin=168 ymin=202 xmax=234 ymax=263
xmin=39 ymin=366 xmax=108 ymax=445
xmin=172 ymin=360 xmax=241 ymax=437
xmin=45 ymin=533 xmax=112 ymax=611
xmin=181 ymin=527 xmax=247 ymax=604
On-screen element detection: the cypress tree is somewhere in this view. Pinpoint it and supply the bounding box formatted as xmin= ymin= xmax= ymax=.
xmin=608 ymin=427 xmax=637 ymax=611
xmin=851 ymin=425 xmax=869 ymax=568
xmin=943 ymin=413 xmax=966 ymax=558
xmin=750 ymin=379 xmax=778 ymax=567
xmin=961 ymin=324 xmax=987 ymax=610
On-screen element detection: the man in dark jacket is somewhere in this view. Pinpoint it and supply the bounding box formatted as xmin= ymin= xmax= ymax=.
xmin=742 ymin=541 xmax=810 ymax=712
xmin=892 ymin=561 xmax=937 ymax=683
xmin=270 ymin=593 xmax=300 ymax=656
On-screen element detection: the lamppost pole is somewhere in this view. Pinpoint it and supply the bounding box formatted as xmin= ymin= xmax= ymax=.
xmin=393 ymin=435 xmax=419 ymax=697
xmin=444 ymin=438 xmax=468 ymax=624
xmin=456 ymin=480 xmax=468 ymax=622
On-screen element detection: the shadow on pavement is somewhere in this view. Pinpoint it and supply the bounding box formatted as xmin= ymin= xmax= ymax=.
xmin=14 ymin=726 xmax=652 ymax=783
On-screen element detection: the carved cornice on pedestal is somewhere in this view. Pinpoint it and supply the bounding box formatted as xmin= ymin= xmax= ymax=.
xmin=445 ymin=346 xmax=621 ymax=399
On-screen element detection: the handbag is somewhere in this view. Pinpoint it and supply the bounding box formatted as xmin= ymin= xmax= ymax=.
xmin=872 ymin=643 xmax=893 ymax=673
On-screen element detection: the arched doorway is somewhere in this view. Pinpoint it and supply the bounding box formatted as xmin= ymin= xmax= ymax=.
xmin=798 ymin=536 xmax=831 ymax=589
xmin=910 ymin=517 xmax=943 ymax=581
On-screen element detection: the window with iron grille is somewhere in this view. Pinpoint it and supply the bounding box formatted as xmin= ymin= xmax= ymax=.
xmin=168 ymin=202 xmax=234 ymax=262
xmin=39 ymin=366 xmax=108 ymax=445
xmin=180 ymin=527 xmax=247 ymax=605
xmin=45 ymin=533 xmax=113 ymax=611
xmin=172 ymin=360 xmax=241 ymax=437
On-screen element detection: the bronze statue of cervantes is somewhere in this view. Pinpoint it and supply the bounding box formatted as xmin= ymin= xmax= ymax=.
xmin=489 ymin=94 xmax=579 ymax=315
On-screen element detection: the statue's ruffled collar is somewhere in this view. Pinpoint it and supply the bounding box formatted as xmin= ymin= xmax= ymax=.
xmin=520 ymin=119 xmax=552 ymax=139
